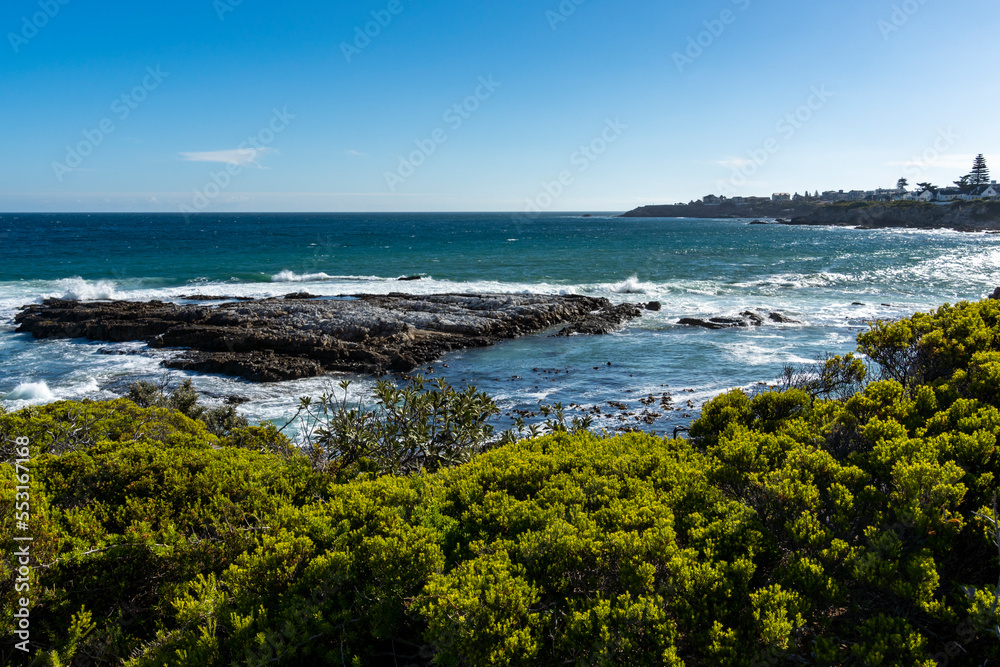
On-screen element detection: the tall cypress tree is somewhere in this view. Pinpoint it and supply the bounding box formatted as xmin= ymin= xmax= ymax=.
xmin=969 ymin=154 xmax=990 ymax=185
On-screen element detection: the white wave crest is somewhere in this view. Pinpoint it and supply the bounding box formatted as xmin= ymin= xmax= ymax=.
xmin=271 ymin=270 xmax=394 ymax=283
xmin=54 ymin=278 xmax=121 ymax=301
xmin=734 ymin=272 xmax=852 ymax=290
xmin=6 ymin=381 xmax=55 ymax=403
xmin=272 ymin=270 xmax=336 ymax=283
xmin=605 ymin=276 xmax=655 ymax=294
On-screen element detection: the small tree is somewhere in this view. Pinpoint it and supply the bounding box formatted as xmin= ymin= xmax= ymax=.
xmin=916 ymin=181 xmax=937 ymax=194
xmin=897 ymin=178 xmax=908 ymax=191
xmin=127 ymin=378 xmax=248 ymax=436
xmin=954 ymin=175 xmax=973 ymax=193
xmin=970 ymin=154 xmax=991 ymax=186
xmin=289 ymin=376 xmax=505 ymax=478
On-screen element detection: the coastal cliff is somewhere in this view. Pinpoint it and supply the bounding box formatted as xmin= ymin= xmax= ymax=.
xmin=621 ymin=199 xmax=1000 ymax=231
xmin=620 ymin=200 xmax=819 ymax=219
xmin=784 ymin=200 xmax=1000 ymax=231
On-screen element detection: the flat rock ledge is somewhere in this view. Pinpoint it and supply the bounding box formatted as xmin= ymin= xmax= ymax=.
xmin=14 ymin=293 xmax=642 ymax=382
xmin=678 ymin=310 xmax=801 ymax=330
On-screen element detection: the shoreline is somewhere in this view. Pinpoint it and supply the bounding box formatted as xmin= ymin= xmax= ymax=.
xmin=621 ymin=200 xmax=1000 ymax=232
xmin=12 ymin=293 xmax=646 ymax=382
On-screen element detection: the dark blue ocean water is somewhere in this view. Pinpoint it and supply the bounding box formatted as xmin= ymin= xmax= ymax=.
xmin=2 ymin=213 xmax=998 ymax=433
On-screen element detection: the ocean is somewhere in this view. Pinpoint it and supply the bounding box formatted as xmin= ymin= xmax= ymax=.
xmin=1 ymin=212 xmax=998 ymax=435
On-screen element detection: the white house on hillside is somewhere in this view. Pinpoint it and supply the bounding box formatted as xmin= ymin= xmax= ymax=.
xmin=971 ymin=182 xmax=1000 ymax=199
xmin=904 ymin=182 xmax=1000 ymax=203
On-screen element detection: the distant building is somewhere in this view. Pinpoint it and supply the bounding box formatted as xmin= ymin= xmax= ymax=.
xmin=936 ymin=188 xmax=964 ymax=202
xmin=970 ymin=182 xmax=1000 ymax=199
xmin=870 ymin=188 xmax=897 ymax=202
xmin=904 ymin=188 xmax=936 ymax=202
xmin=697 ymin=181 xmax=998 ymax=208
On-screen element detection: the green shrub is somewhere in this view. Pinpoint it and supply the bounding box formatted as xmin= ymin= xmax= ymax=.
xmin=127 ymin=378 xmax=250 ymax=436
xmin=5 ymin=297 xmax=1000 ymax=664
xmin=289 ymin=376 xmax=504 ymax=479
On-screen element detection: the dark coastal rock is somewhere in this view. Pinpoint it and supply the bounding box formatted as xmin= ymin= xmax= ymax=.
xmin=677 ymin=318 xmax=737 ymax=330
xmin=97 ymin=347 xmax=143 ymax=356
xmin=15 ymin=294 xmax=642 ymax=382
xmin=181 ymin=295 xmax=255 ymax=302
xmin=990 ymin=287 xmax=1000 ymax=300
xmin=620 ymin=201 xmax=821 ymax=220
xmin=785 ymin=201 xmax=1000 ymax=231
xmin=768 ymin=312 xmax=801 ymax=324
xmin=645 ymin=301 xmax=662 ymax=311
xmin=679 ymin=310 xmax=800 ymax=330
xmin=554 ymin=303 xmax=643 ymax=336
xmin=284 ymin=292 xmax=321 ymax=300
xmin=398 ymin=276 xmax=422 ymax=282
xmin=749 ymin=220 xmax=768 ymax=225
xmin=166 ymin=351 xmax=325 ymax=383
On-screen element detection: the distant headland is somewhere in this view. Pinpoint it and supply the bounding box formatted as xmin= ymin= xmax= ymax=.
xmin=622 ymin=154 xmax=1000 ymax=231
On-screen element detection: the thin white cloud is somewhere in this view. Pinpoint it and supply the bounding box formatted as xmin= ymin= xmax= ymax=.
xmin=345 ymin=149 xmax=368 ymax=158
xmin=181 ymin=147 xmax=274 ymax=167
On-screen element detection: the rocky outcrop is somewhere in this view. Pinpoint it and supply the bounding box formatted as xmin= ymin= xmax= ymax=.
xmin=14 ymin=294 xmax=643 ymax=382
xmin=621 ymin=201 xmax=821 ymax=219
xmin=678 ymin=310 xmax=801 ymax=330
xmin=554 ymin=303 xmax=643 ymax=336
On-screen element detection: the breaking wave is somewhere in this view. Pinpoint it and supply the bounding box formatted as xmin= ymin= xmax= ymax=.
xmin=53 ymin=278 xmax=121 ymax=301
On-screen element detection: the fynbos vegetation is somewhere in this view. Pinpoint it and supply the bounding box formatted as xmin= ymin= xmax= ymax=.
xmin=3 ymin=296 xmax=1000 ymax=664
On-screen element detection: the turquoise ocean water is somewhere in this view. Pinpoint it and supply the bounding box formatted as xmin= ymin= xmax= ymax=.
xmin=1 ymin=213 xmax=998 ymax=433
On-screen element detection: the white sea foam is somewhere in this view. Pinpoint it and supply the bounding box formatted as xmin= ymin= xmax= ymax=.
xmin=272 ymin=270 xmax=337 ymax=283
xmin=53 ymin=278 xmax=121 ymax=301
xmin=606 ymin=276 xmax=653 ymax=294
xmin=719 ymin=341 xmax=814 ymax=367
xmin=271 ymin=270 xmax=397 ymax=283
xmin=734 ymin=272 xmax=852 ymax=290
xmin=6 ymin=381 xmax=55 ymax=403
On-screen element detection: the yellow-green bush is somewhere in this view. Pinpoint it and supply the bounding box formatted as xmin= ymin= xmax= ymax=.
xmin=3 ymin=297 xmax=1000 ymax=665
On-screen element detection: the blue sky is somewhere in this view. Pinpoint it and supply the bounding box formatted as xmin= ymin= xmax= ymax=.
xmin=1 ymin=0 xmax=998 ymax=213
